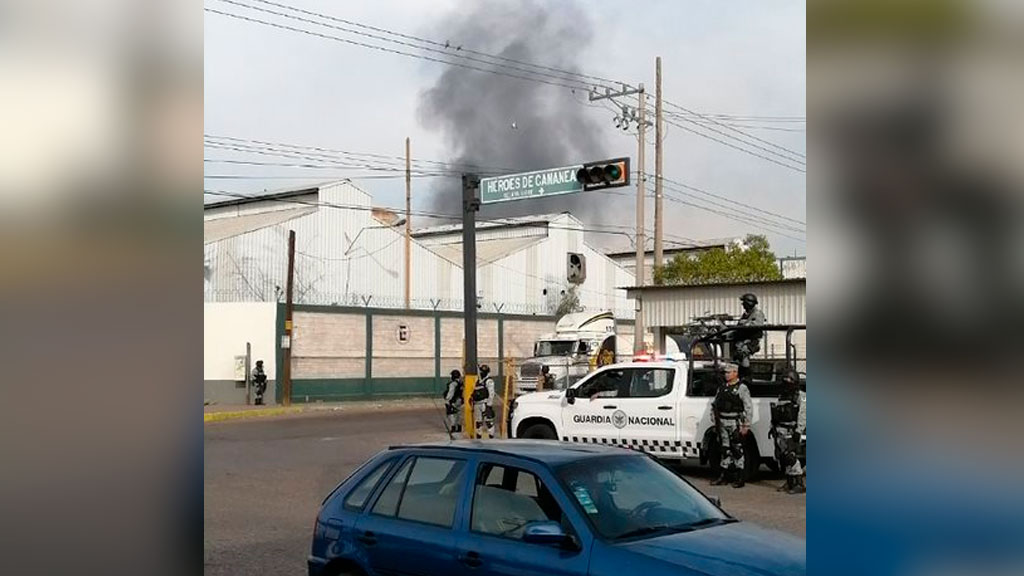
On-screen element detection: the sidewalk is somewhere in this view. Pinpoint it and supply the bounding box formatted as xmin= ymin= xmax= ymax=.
xmin=203 ymin=397 xmax=441 ymax=423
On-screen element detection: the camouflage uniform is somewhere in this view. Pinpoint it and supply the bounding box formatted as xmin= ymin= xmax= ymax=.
xmin=711 ymin=377 xmax=754 ymax=487
xmin=443 ymin=372 xmax=464 ymax=433
xmin=734 ymin=294 xmax=766 ymax=379
xmin=772 ymin=374 xmax=806 ymax=493
xmin=472 ymin=366 xmax=497 ymax=439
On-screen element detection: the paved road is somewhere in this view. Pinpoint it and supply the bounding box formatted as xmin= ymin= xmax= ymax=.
xmin=205 ymin=407 xmax=804 ymax=575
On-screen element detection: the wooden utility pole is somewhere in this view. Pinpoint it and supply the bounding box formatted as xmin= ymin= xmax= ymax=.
xmin=405 ymin=137 xmax=412 ymax=309
xmin=635 ymin=85 xmax=647 ymax=354
xmin=282 ymin=229 xmax=295 ymax=406
xmin=654 ymin=57 xmax=664 ymax=270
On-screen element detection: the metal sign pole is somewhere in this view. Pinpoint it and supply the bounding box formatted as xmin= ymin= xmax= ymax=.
xmin=461 ymin=174 xmax=480 ymax=437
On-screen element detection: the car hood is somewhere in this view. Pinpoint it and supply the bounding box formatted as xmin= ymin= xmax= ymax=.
xmin=515 ymin=390 xmax=566 ymax=405
xmin=613 ymin=522 xmax=805 ymax=576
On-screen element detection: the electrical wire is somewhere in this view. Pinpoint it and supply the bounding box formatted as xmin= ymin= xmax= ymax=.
xmin=204 ymin=6 xmax=596 ymax=93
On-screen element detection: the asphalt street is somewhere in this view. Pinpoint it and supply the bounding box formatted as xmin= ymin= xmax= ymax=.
xmin=204 ymin=406 xmax=805 ymax=575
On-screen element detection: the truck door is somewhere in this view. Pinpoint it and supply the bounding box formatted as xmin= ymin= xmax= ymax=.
xmin=612 ymin=366 xmax=682 ymax=456
xmin=561 ymin=367 xmax=625 ymax=446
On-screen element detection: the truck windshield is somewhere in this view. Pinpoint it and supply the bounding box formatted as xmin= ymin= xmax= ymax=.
xmin=556 ymin=455 xmax=728 ymax=541
xmin=535 ymin=341 xmax=576 ymax=357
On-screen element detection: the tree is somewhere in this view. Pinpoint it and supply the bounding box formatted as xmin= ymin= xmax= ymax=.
xmin=653 ymin=234 xmax=783 ymax=285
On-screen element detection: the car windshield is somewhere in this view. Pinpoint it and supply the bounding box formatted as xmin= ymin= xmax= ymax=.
xmin=556 ymin=455 xmax=729 ymax=541
xmin=535 ymin=341 xmax=576 ymax=357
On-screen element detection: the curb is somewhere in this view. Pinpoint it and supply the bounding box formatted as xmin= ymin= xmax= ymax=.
xmin=204 ymin=407 xmax=302 ymax=423
xmin=203 ymin=399 xmax=443 ymax=423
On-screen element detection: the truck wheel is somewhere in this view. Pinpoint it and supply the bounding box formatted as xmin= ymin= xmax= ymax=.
xmin=521 ymin=423 xmax=557 ymax=440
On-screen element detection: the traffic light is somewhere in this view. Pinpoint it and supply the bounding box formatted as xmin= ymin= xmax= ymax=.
xmin=576 ymin=157 xmax=630 ymax=191
xmin=567 ymin=252 xmax=587 ymax=284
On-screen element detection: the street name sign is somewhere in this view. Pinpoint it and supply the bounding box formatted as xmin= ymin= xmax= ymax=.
xmin=480 ymin=165 xmax=583 ymax=204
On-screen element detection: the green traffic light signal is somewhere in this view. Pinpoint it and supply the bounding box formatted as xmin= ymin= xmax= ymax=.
xmin=576 ymin=158 xmax=630 ymax=190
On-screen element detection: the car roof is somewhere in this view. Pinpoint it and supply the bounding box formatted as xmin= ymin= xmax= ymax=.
xmin=387 ymin=439 xmax=637 ymax=466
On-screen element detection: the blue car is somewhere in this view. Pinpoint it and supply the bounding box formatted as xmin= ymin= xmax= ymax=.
xmin=309 ymin=440 xmax=805 ymax=576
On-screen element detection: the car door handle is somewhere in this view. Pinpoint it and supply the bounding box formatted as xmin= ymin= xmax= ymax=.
xmin=459 ymin=551 xmax=483 ymax=568
xmin=602 ymin=405 xmax=617 ymax=410
xmin=357 ymin=531 xmax=377 ymax=546
xmin=658 ymin=405 xmax=673 ymax=410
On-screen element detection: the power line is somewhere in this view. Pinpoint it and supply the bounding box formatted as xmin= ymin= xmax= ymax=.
xmin=204 ymin=6 xmax=595 ymax=93
xmin=657 ymin=174 xmax=805 ymax=226
xmin=660 ymin=104 xmax=806 ymax=165
xmin=207 ymin=4 xmax=806 ymax=174
xmin=205 ymin=134 xmax=515 ymax=174
xmin=215 ymin=0 xmax=620 ymax=90
xmin=661 ymin=116 xmax=806 ymax=173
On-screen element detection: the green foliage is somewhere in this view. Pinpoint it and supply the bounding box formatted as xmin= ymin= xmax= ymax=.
xmin=653 ymin=235 xmax=783 ymax=285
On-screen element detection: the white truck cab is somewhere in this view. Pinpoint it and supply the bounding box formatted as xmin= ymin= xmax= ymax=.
xmin=509 ymin=359 xmax=796 ymax=476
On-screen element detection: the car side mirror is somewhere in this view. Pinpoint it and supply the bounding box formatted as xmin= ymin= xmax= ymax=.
xmin=565 ymin=388 xmax=576 ymax=404
xmin=522 ymin=521 xmax=575 ymax=548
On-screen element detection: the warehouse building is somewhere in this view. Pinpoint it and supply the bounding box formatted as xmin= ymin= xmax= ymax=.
xmin=203 ymin=181 xmax=636 ymax=403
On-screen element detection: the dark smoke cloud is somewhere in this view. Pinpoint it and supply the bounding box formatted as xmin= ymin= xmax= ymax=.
xmin=418 ymin=0 xmax=622 ymax=227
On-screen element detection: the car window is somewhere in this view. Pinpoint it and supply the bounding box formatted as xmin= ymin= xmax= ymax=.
xmin=371 ymin=457 xmax=413 ymax=517
xmin=622 ymin=368 xmax=674 ymax=399
xmin=372 ymin=456 xmax=466 ymax=528
xmin=343 ymin=458 xmax=395 ymax=512
xmin=557 ymin=455 xmax=725 ymax=541
xmin=471 ymin=463 xmax=568 ymax=541
xmin=688 ymin=368 xmax=720 ymax=397
xmin=576 ymin=369 xmax=626 ymax=399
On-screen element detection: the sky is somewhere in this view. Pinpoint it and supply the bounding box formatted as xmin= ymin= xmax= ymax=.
xmin=204 ymin=0 xmax=806 ymax=256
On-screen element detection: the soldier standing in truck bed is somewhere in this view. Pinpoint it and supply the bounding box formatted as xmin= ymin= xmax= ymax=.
xmin=734 ymin=293 xmax=766 ymax=382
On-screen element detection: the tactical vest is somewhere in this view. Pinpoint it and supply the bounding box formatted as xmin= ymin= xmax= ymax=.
xmin=714 ymin=386 xmax=744 ymax=414
xmin=771 ymin=400 xmax=799 ymax=426
xmin=472 ymin=378 xmax=490 ymax=402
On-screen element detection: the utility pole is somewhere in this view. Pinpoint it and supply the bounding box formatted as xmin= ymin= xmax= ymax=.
xmin=635 ymin=86 xmax=647 ymax=354
xmin=588 ymin=83 xmax=650 ymax=355
xmin=405 ymin=137 xmax=411 ymax=309
xmin=654 ymin=57 xmax=664 ymax=271
xmin=282 ymin=229 xmax=295 ymax=406
xmin=461 ymin=174 xmax=480 ymax=437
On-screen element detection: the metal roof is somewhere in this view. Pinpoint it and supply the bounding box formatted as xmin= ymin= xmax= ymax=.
xmin=412 ymin=213 xmax=570 ymax=238
xmin=426 ymin=236 xmax=546 ymax=266
xmin=203 ymin=206 xmax=317 ymax=244
xmin=203 ymin=185 xmax=324 ymax=209
xmin=626 ymin=279 xmax=806 ymax=328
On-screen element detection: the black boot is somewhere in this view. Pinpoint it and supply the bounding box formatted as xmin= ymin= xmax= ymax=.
xmin=731 ymin=467 xmax=745 ymax=488
xmin=710 ymin=468 xmax=730 ymax=486
xmin=777 ymin=477 xmax=793 ymax=492
xmin=787 ymin=476 xmax=805 ymax=494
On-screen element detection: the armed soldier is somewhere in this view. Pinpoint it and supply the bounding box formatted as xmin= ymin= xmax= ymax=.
xmin=443 ymin=369 xmax=464 ymax=434
xmin=472 ymin=364 xmax=498 ymax=439
xmin=734 ymin=293 xmax=766 ymax=382
xmin=771 ymin=369 xmax=806 ymax=494
xmin=710 ymin=364 xmax=754 ymax=488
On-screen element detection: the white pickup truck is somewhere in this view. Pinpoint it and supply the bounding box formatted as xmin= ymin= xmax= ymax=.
xmin=508 ymin=359 xmax=804 ymax=478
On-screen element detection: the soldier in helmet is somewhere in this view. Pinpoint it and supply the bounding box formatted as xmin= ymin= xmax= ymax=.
xmin=771 ymin=369 xmax=806 ymax=494
xmin=734 ymin=293 xmax=767 ymax=382
xmin=472 ymin=364 xmax=497 ymax=439
xmin=710 ymin=364 xmax=754 ymax=488
xmin=443 ymin=369 xmax=464 ymax=434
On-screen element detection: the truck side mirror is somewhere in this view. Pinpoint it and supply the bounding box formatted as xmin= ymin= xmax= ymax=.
xmin=565 ymin=388 xmax=576 ymax=404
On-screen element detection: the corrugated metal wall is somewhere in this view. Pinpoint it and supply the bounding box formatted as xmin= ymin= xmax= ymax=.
xmin=637 ymin=281 xmax=806 ymax=327
xmin=204 ymin=184 xmax=636 ymax=315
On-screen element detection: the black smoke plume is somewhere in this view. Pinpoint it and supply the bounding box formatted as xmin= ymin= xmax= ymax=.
xmin=418 ymin=0 xmax=623 ymax=227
